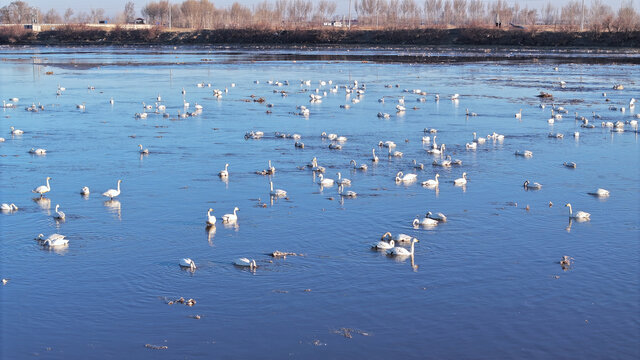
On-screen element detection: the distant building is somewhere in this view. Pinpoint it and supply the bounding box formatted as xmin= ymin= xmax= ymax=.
xmin=135 ymin=18 xmax=145 ymax=25
xmin=323 ymin=21 xmax=343 ymax=27
xmin=24 ymin=24 xmax=41 ymax=31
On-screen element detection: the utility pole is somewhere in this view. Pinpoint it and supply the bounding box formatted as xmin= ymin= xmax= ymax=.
xmin=348 ymin=0 xmax=352 ymax=29
xmin=580 ymin=0 xmax=584 ymax=31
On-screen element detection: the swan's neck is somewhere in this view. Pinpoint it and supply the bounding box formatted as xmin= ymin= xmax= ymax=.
xmin=410 ymin=241 xmax=415 ymax=255
xmin=233 ymin=208 xmax=237 ymax=216
xmin=338 ymin=173 xmax=341 ymax=179
xmin=567 ymin=205 xmax=572 ymax=215
xmin=55 ymin=205 xmax=59 ymax=212
xmin=46 ymin=178 xmax=50 ymax=189
xmin=117 ymin=181 xmax=121 ymax=192
xmin=270 ymin=182 xmax=274 ymax=191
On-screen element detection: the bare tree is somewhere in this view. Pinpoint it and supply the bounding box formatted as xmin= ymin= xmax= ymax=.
xmin=312 ymin=0 xmax=337 ymax=24
xmin=0 ymin=1 xmax=36 ymax=24
xmin=63 ymin=8 xmax=74 ymax=23
xmin=561 ymin=0 xmax=582 ymax=30
xmin=89 ymin=8 xmax=105 ymax=23
xmin=400 ymin=0 xmax=419 ymax=27
xmin=43 ymin=9 xmax=62 ymax=23
xmin=589 ymin=0 xmax=614 ymax=32
xmin=424 ymin=0 xmax=443 ymax=25
xmin=124 ymin=1 xmax=136 ymax=24
xmin=287 ymin=0 xmax=313 ymax=25
xmin=467 ymin=0 xmax=486 ymax=26
xmin=614 ymin=0 xmax=639 ymax=31
xmin=442 ymin=0 xmax=454 ymax=25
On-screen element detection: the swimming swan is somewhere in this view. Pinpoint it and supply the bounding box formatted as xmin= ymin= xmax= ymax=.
xmin=336 ymin=172 xmax=351 ymax=186
xmin=102 ymin=179 xmax=122 ymax=199
xmin=381 ymin=232 xmax=418 ymax=243
xmin=53 ymin=204 xmax=66 ymax=220
xmin=387 ymin=238 xmax=419 ymax=256
xmin=179 ymin=258 xmax=197 ymax=270
xmin=234 ymin=258 xmax=257 ymax=269
xmin=565 ymin=203 xmax=590 ymax=220
xmin=80 ymin=186 xmax=90 ymax=195
xmin=426 ymin=211 xmax=447 ymax=222
xmin=587 ymin=188 xmax=610 ymax=197
xmin=422 ymin=174 xmax=440 ymax=187
xmin=0 ymin=203 xmax=18 ymax=212
xmin=317 ymin=174 xmax=335 ymax=186
xmin=372 ymin=239 xmax=395 ymax=250
xmin=523 ymin=180 xmax=542 ymax=190
xmin=219 ymin=163 xmax=229 ymax=177
xmin=32 ymin=177 xmax=52 ymax=197
xmin=270 ymin=181 xmax=287 ymax=197
xmin=395 ymin=171 xmax=417 ymax=183
xmin=413 ymin=216 xmax=438 ymax=227
xmin=222 ymin=207 xmax=239 ymax=223
xmin=206 ymin=208 xmax=216 ymax=226
xmin=454 ymin=172 xmax=468 ymax=185
xmin=138 ymin=144 xmax=149 ymax=154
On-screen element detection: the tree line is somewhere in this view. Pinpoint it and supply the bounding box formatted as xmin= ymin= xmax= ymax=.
xmin=1 ymin=0 xmax=638 ymax=32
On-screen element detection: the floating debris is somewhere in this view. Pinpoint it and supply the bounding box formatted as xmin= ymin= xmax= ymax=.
xmin=536 ymin=91 xmax=553 ymax=98
xmin=332 ymin=328 xmax=371 ymax=339
xmin=270 ymin=251 xmax=302 ymax=258
xmin=165 ymin=296 xmax=196 ymax=306
xmin=144 ymin=344 xmax=168 ymax=350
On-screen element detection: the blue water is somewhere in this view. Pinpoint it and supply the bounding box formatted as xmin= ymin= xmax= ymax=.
xmin=1 ymin=46 xmax=638 ymax=359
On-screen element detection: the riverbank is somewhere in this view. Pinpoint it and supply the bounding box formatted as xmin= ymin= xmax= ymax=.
xmin=1 ymin=27 xmax=639 ymax=48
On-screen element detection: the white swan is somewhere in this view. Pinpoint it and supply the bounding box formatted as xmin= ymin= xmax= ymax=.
xmin=317 ymin=174 xmax=335 ymax=186
xmin=32 ymin=176 xmax=52 ymax=197
xmin=102 ymin=179 xmax=122 ymax=199
xmin=515 ymin=109 xmax=522 ymax=119
xmin=35 ymin=233 xmax=66 ymax=243
xmin=427 ymin=144 xmax=445 ymax=155
xmin=426 ymin=211 xmax=447 ymax=222
xmin=219 ymin=163 xmax=229 ymax=177
xmin=395 ymin=171 xmax=417 ymax=183
xmin=206 ymin=208 xmax=216 ymax=226
xmin=465 ymin=142 xmax=477 ymax=150
xmin=350 ymin=159 xmax=367 ymax=171
xmin=336 ymin=172 xmax=351 ymax=186
xmin=29 ymin=148 xmax=47 ymax=155
xmin=422 ymin=174 xmax=440 ymax=187
xmin=413 ymin=159 xmax=424 ymax=169
xmin=53 ymin=204 xmax=66 ymax=220
xmin=523 ymin=180 xmax=542 ymax=190
xmin=10 ymin=126 xmax=24 ymax=135
xmin=270 ymin=181 xmax=287 ymax=197
xmin=387 ymin=238 xmax=419 ymax=256
xmin=179 ymin=258 xmax=196 ymax=270
xmin=80 ymin=186 xmax=90 ymax=195
xmin=587 ymin=188 xmax=610 ymax=197
xmin=372 ymin=239 xmax=395 ymax=250
xmin=473 ymin=132 xmax=486 ymax=144
xmin=234 ymin=257 xmax=257 ymax=269
xmin=454 ymin=172 xmax=467 ymax=185
xmin=413 ymin=216 xmax=438 ymax=227
xmin=338 ymin=186 xmax=357 ymax=198
xmin=515 ymin=150 xmax=533 ymax=158
xmin=381 ymin=232 xmax=417 ymax=243
xmin=138 ymin=144 xmax=149 ymax=154
xmin=1 ymin=203 xmax=18 ymax=212
xmin=379 ymin=140 xmax=396 ymax=148
xmin=372 ymin=148 xmax=379 ymax=162
xmin=222 ymin=207 xmax=239 ymax=223
xmin=42 ymin=236 xmax=69 ymax=247
xmin=563 ymin=161 xmax=577 ymax=168
xmin=565 ymin=203 xmax=590 ymax=220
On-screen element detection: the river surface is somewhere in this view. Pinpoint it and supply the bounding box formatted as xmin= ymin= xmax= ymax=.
xmin=0 ymin=46 xmax=638 ymax=359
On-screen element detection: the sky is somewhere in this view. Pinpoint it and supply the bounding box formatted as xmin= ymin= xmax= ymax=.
xmin=17 ymin=0 xmax=636 ymax=18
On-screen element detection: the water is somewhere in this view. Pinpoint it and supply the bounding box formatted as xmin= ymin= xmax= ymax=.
xmin=1 ymin=46 xmax=638 ymax=359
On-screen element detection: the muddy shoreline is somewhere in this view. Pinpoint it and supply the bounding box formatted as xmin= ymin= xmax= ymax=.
xmin=2 ymin=28 xmax=639 ymax=49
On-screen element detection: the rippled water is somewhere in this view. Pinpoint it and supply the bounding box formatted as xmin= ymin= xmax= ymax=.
xmin=1 ymin=46 xmax=638 ymax=359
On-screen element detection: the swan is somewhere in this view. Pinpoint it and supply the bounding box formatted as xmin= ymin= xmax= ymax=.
xmin=413 ymin=159 xmax=424 ymax=169
xmin=10 ymin=126 xmax=24 ymax=135
xmin=454 ymin=172 xmax=467 ymax=185
xmin=336 ymin=136 xmax=347 ymax=142
xmin=206 ymin=208 xmax=216 ymax=226
xmin=395 ymin=171 xmax=417 ymax=183
xmin=53 ymin=204 xmax=65 ymax=220
xmin=426 ymin=211 xmax=447 ymax=222
xmin=387 ymin=238 xmax=419 ymax=256
xmin=194 ymin=103 xmax=203 ymax=110
xmin=388 ymin=148 xmax=403 ymax=157
xmin=102 ymin=179 xmax=122 ymax=199
xmin=234 ymin=258 xmax=257 ymax=269
xmin=336 ymin=172 xmax=351 ymax=186
xmin=413 ymin=216 xmax=438 ymax=227
xmin=80 ymin=186 xmax=90 ymax=195
xmin=42 ymin=236 xmax=69 ymax=247
xmin=109 ymin=97 xmax=114 ymax=104
xmin=29 ymin=148 xmax=46 ymax=155
xmin=219 ymin=163 xmax=229 ymax=178
xmin=270 ymin=181 xmax=287 ymax=197
xmin=523 ymin=180 xmax=542 ymax=190
xmin=0 ymin=203 xmax=18 ymax=212
xmin=328 ymin=143 xmax=342 ymax=150
xmin=563 ymin=162 xmax=577 ymax=168
xmin=350 ymin=160 xmax=368 ymax=171
xmin=317 ymin=174 xmax=335 ymax=186
xmin=35 ymin=233 xmax=66 ymax=243
xmin=473 ymin=132 xmax=486 ymax=144
xmin=422 ymin=136 xmax=431 ymax=143
xmin=587 ymin=188 xmax=610 ymax=197
xmin=565 ymin=203 xmax=590 ymax=220
xmin=465 ymin=108 xmax=477 ymax=116
xmin=372 ymin=239 xmax=395 ymax=250
xmin=76 ymin=103 xmax=85 ymax=109
xmin=422 ymin=174 xmax=440 ymax=187
xmin=379 ymin=141 xmax=396 ymax=148
xmin=381 ymin=232 xmax=418 ymax=243
xmin=372 ymin=149 xmax=379 ymax=162
xmin=138 ymin=144 xmax=149 ymax=154
xmin=32 ymin=177 xmax=52 ymax=197
xmin=465 ymin=142 xmax=477 ymax=150
xmin=427 ymin=144 xmax=445 ymax=155
xmin=515 ymin=150 xmax=533 ymax=158
xmin=338 ymin=185 xmax=357 ymax=198
xmin=515 ymin=109 xmax=522 ymax=119
xmin=179 ymin=258 xmax=196 ymax=270
xmin=222 ymin=207 xmax=239 ymax=223
xmin=432 ymin=158 xmax=452 ymax=167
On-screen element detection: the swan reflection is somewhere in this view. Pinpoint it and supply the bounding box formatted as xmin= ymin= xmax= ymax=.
xmin=104 ymin=199 xmax=122 ymax=220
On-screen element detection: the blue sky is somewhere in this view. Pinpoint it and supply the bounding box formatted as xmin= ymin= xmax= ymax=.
xmin=23 ymin=0 xmax=635 ymax=17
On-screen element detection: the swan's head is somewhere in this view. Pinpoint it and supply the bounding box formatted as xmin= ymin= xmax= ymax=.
xmin=396 ymin=171 xmax=403 ymax=177
xmin=234 ymin=207 xmax=239 ymax=211
xmin=523 ymin=180 xmax=529 ymax=186
xmin=47 ymin=176 xmax=52 ymax=180
xmin=564 ymin=203 xmax=571 ymax=207
xmin=138 ymin=144 xmax=143 ymax=148
xmin=117 ymin=179 xmax=122 ymax=184
xmin=412 ymin=218 xmax=420 ymax=226
xmin=426 ymin=211 xmax=432 ymax=217
xmin=37 ymin=233 xmax=44 ymax=239
xmin=435 ymin=174 xmax=440 ymax=179
xmin=462 ymin=172 xmax=467 ymax=177
xmin=321 ymin=131 xmax=326 ymax=136
xmin=350 ymin=159 xmax=356 ymax=165
xmin=208 ymin=208 xmax=214 ymax=212
xmin=413 ymin=238 xmax=420 ymax=243
xmin=389 ymin=240 xmax=395 ymax=247
xmin=381 ymin=232 xmax=392 ymax=240
xmin=378 ymin=141 xmax=384 ymax=146
xmin=10 ymin=126 xmax=14 ymax=130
